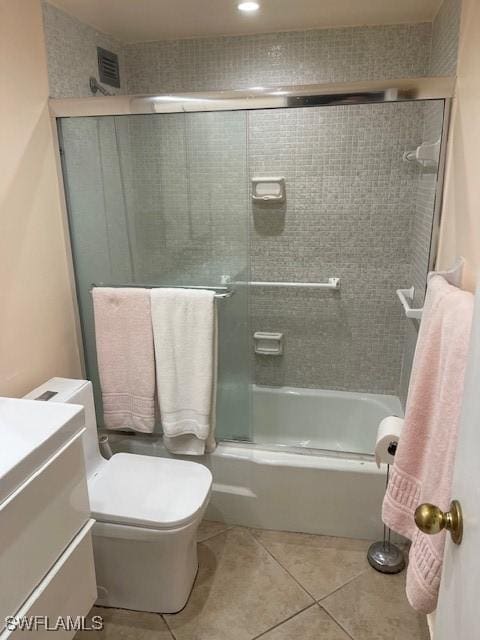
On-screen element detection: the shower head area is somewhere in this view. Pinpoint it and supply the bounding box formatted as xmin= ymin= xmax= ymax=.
xmin=89 ymin=76 xmax=112 ymax=96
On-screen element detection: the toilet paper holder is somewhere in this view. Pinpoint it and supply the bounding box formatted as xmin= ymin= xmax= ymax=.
xmin=368 ymin=419 xmax=405 ymax=575
xmin=387 ymin=441 xmax=398 ymax=456
xmin=375 ymin=415 xmax=403 ymax=468
xmin=367 ymin=461 xmax=406 ymax=575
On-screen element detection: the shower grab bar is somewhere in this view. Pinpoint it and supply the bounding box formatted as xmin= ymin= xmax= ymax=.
xmin=90 ymin=283 xmax=234 ymax=299
xmin=248 ymin=278 xmax=340 ymax=290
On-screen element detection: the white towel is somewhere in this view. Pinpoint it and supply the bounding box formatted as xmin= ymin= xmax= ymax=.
xmin=151 ymin=288 xmax=217 ymax=455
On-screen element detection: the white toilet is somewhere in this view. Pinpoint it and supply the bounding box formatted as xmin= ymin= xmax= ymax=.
xmin=25 ymin=378 xmax=213 ymax=613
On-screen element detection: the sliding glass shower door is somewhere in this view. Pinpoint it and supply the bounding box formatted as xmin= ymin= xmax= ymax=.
xmin=59 ymin=94 xmax=447 ymax=457
xmin=59 ymin=111 xmax=251 ymax=442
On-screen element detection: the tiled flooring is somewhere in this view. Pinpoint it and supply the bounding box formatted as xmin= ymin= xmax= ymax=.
xmin=76 ymin=521 xmax=429 ymax=640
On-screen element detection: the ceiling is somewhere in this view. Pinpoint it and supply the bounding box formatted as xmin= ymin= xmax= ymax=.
xmin=47 ymin=0 xmax=443 ymax=43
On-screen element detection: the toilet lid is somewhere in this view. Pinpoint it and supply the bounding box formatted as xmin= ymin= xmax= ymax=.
xmin=88 ymin=453 xmax=213 ymax=529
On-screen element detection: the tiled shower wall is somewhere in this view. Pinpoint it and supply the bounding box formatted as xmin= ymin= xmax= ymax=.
xmin=42 ymin=1 xmax=431 ymax=98
xmin=42 ymin=2 xmax=126 ymax=98
xmin=407 ymin=0 xmax=461 ymax=311
xmin=398 ymin=0 xmax=462 ymax=404
xmin=249 ymin=103 xmax=426 ymax=393
xmin=43 ymin=0 xmax=460 ymax=396
xmin=123 ymin=24 xmax=430 ymax=94
xmin=127 ymin=112 xmax=248 ymax=284
xmin=430 ymin=0 xmax=462 ymax=76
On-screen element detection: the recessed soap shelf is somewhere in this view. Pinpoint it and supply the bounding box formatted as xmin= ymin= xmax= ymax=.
xmin=254 ymin=332 xmax=284 ymax=355
xmin=251 ymin=177 xmax=286 ymax=203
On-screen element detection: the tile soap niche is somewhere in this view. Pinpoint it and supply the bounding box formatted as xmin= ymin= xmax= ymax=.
xmin=254 ymin=332 xmax=284 ymax=356
xmin=251 ymin=177 xmax=286 ymax=203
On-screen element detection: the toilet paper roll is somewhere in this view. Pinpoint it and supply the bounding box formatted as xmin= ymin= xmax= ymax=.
xmin=375 ymin=416 xmax=404 ymax=468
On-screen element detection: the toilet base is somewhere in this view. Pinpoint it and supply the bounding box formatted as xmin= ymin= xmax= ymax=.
xmin=91 ymin=515 xmax=202 ymax=613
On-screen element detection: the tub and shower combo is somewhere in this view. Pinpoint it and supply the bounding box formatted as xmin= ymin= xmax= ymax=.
xmin=52 ymin=78 xmax=452 ymax=540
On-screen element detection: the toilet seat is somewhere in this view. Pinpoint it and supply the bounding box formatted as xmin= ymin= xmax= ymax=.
xmin=88 ymin=453 xmax=212 ymax=530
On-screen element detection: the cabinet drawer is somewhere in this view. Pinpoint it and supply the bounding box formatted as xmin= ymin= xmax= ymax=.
xmin=0 ymin=435 xmax=90 ymax=632
xmin=2 ymin=520 xmax=97 ymax=640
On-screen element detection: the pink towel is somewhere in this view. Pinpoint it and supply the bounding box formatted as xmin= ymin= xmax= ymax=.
xmin=92 ymin=287 xmax=156 ymax=433
xmin=382 ymin=275 xmax=473 ymax=613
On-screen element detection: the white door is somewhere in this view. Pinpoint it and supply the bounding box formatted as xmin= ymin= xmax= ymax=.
xmin=435 ymin=286 xmax=480 ymax=640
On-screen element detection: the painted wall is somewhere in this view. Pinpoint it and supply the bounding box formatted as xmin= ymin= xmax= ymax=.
xmin=437 ymin=0 xmax=480 ymax=291
xmin=0 ymin=0 xmax=82 ymax=396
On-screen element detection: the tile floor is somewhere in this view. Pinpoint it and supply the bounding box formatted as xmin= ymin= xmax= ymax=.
xmin=76 ymin=521 xmax=429 ymax=640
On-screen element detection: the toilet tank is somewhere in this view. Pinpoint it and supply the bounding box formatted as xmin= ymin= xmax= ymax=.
xmin=24 ymin=378 xmax=105 ymax=476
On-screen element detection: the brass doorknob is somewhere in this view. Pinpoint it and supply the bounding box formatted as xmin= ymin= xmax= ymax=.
xmin=414 ymin=500 xmax=463 ymax=545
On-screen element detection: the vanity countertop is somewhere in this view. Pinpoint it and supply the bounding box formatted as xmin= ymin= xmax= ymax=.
xmin=0 ymin=397 xmax=84 ymax=505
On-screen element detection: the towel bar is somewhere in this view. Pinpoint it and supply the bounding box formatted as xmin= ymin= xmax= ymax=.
xmin=396 ymin=258 xmax=465 ymax=321
xmin=396 ymin=287 xmax=422 ymax=320
xmin=90 ymin=283 xmax=234 ymax=299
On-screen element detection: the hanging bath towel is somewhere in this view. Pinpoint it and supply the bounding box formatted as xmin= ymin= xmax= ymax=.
xmin=151 ymin=288 xmax=218 ymax=455
xmin=382 ymin=275 xmax=473 ymax=613
xmin=92 ymin=287 xmax=156 ymax=432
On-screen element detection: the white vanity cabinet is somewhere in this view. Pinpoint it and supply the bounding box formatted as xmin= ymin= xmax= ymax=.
xmin=0 ymin=398 xmax=97 ymax=638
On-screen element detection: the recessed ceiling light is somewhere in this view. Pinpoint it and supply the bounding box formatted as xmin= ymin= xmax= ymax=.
xmin=238 ymin=2 xmax=260 ymax=13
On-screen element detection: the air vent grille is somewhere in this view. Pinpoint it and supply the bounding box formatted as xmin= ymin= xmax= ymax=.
xmin=97 ymin=47 xmax=120 ymax=88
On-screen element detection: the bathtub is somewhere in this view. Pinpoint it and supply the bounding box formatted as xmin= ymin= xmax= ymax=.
xmin=108 ymin=386 xmax=403 ymax=540
xmin=252 ymin=385 xmax=403 ymax=455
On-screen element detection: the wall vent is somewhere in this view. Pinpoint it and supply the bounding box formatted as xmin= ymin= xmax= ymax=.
xmin=97 ymin=47 xmax=120 ymax=88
